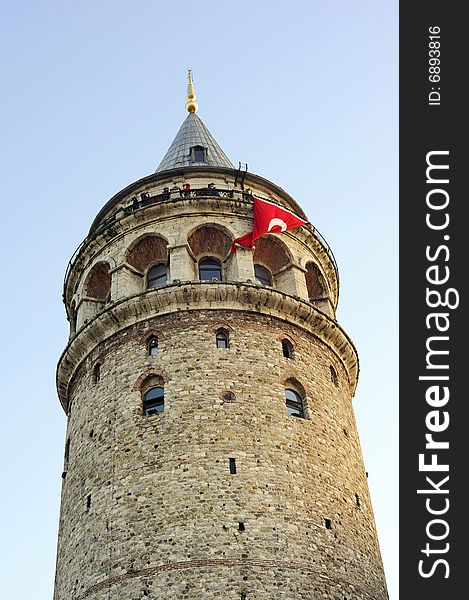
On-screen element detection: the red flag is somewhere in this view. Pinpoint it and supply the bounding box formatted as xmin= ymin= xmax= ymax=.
xmin=232 ymin=196 xmax=307 ymax=252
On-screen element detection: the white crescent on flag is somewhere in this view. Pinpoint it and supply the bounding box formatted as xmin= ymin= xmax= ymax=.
xmin=267 ymin=218 xmax=287 ymax=232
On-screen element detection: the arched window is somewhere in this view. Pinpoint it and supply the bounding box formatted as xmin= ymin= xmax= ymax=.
xmin=148 ymin=336 xmax=159 ymax=357
xmin=281 ymin=339 xmax=294 ymax=359
xmin=254 ymin=264 xmax=273 ymax=286
xmin=330 ymin=365 xmax=339 ymax=387
xmin=143 ymin=387 xmax=164 ymax=416
xmin=253 ymin=236 xmax=291 ymax=293
xmin=285 ymin=388 xmax=304 ymax=418
xmin=216 ymin=330 xmax=229 ymax=349
xmin=92 ymin=362 xmax=101 ymax=384
xmin=126 ymin=235 xmax=168 ymax=278
xmin=187 ymin=225 xmax=232 ymax=260
xmin=199 ymin=257 xmax=222 ymax=281
xmin=147 ymin=263 xmax=167 ymax=288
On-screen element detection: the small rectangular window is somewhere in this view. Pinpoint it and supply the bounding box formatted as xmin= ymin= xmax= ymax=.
xmin=229 ymin=458 xmax=237 ymax=474
xmin=194 ymin=149 xmax=205 ymax=161
xmin=191 ymin=145 xmax=207 ymax=163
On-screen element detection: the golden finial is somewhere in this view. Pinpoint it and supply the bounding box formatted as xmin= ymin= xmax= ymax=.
xmin=185 ymin=69 xmax=198 ymax=113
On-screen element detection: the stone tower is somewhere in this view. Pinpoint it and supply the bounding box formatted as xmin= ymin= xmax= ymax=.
xmin=54 ymin=73 xmax=388 ymax=599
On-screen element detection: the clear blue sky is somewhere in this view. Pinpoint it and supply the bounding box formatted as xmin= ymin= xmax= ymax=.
xmin=0 ymin=1 xmax=398 ymax=598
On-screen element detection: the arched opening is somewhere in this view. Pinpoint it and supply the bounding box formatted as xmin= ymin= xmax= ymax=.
xmin=126 ymin=235 xmax=168 ymax=279
xmin=199 ymin=257 xmax=222 ymax=281
xmin=216 ymin=329 xmax=229 ymax=348
xmin=281 ymin=339 xmax=294 ymax=359
xmin=330 ymin=365 xmax=339 ymax=387
xmin=254 ymin=264 xmax=273 ymax=286
xmin=253 ymin=235 xmax=292 ymax=292
xmin=188 ymin=225 xmax=232 ymax=260
xmin=284 ymin=378 xmax=307 ymax=419
xmin=187 ymin=224 xmax=233 ymax=282
xmin=305 ymin=261 xmax=326 ymax=300
xmin=148 ymin=336 xmax=159 ymax=357
xmin=92 ymin=362 xmax=102 ymax=384
xmin=139 ymin=373 xmax=166 ymax=416
xmin=147 ymin=263 xmax=167 ymax=289
xmin=143 ymin=387 xmax=164 ymax=416
xmin=285 ymin=388 xmax=304 ymax=418
xmin=85 ymin=262 xmax=111 ymax=302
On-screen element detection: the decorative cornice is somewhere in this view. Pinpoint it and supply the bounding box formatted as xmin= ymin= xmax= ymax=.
xmin=57 ymin=282 xmax=359 ymax=412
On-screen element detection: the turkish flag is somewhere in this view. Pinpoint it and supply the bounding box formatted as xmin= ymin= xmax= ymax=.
xmin=231 ymin=196 xmax=307 ymax=252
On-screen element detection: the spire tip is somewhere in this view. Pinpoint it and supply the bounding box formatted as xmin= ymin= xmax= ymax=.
xmin=186 ymin=69 xmax=198 ymax=114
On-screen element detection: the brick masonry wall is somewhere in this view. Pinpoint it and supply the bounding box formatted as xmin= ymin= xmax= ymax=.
xmin=54 ymin=309 xmax=388 ymax=599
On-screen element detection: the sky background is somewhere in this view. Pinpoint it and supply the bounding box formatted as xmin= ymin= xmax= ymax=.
xmin=0 ymin=1 xmax=398 ymax=598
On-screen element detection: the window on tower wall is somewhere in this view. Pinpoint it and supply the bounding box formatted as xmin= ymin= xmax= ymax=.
xmin=330 ymin=365 xmax=339 ymax=387
xmin=92 ymin=362 xmax=101 ymax=384
xmin=143 ymin=387 xmax=164 ymax=416
xmin=216 ymin=329 xmax=229 ymax=348
xmin=285 ymin=388 xmax=305 ymax=418
xmin=199 ymin=257 xmax=222 ymax=281
xmin=254 ymin=264 xmax=273 ymax=287
xmin=190 ymin=145 xmax=207 ymax=163
xmin=148 ymin=336 xmax=159 ymax=357
xmin=147 ymin=263 xmax=167 ymax=288
xmin=282 ymin=339 xmax=294 ymax=358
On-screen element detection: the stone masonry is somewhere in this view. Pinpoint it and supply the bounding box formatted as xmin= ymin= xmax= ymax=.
xmin=54 ymin=142 xmax=388 ymax=598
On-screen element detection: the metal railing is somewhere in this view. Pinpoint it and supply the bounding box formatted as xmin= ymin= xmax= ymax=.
xmin=63 ymin=186 xmax=338 ymax=301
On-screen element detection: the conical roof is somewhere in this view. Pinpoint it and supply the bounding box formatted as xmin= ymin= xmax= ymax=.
xmin=155 ymin=112 xmax=234 ymax=173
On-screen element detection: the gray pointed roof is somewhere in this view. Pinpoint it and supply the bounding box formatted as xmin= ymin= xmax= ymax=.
xmin=155 ymin=112 xmax=234 ymax=173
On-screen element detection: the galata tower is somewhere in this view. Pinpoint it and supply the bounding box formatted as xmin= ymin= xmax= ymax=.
xmin=54 ymin=72 xmax=388 ymax=599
